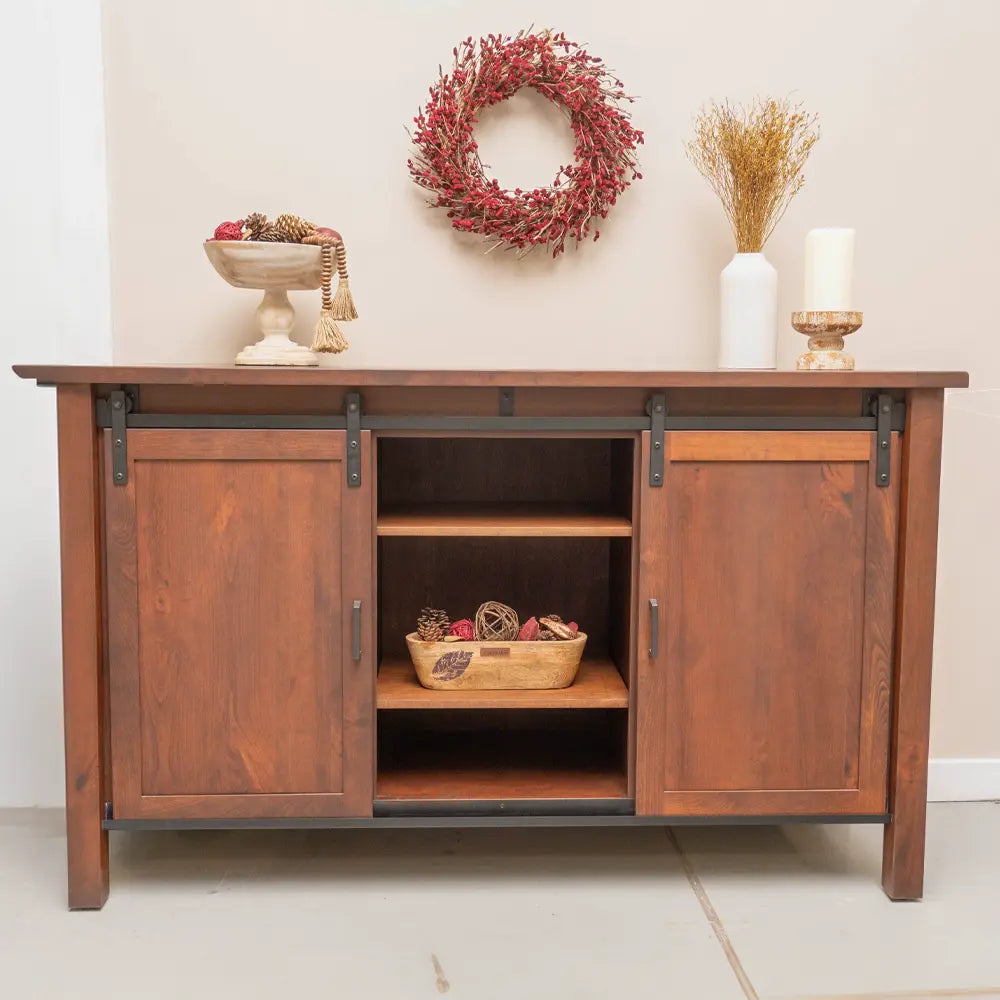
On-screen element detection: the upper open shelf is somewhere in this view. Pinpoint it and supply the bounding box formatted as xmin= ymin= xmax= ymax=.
xmin=377 ymin=503 xmax=632 ymax=538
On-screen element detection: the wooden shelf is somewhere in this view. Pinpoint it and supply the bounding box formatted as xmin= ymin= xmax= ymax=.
xmin=377 ymin=658 xmax=629 ymax=710
xmin=376 ymin=715 xmax=627 ymax=800
xmin=376 ymin=503 xmax=632 ymax=538
xmin=376 ymin=764 xmax=627 ymax=801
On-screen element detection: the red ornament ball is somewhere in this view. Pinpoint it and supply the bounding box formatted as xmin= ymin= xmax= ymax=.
xmin=448 ymin=618 xmax=474 ymax=641
xmin=209 ymin=220 xmax=245 ymax=242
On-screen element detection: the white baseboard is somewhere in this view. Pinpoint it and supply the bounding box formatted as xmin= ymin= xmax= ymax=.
xmin=927 ymin=758 xmax=1000 ymax=802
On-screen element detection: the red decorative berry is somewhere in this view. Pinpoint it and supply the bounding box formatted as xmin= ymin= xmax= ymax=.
xmin=209 ymin=220 xmax=244 ymax=242
xmin=448 ymin=618 xmax=474 ymax=641
xmin=314 ymin=226 xmax=343 ymax=242
xmin=517 ymin=616 xmax=540 ymax=641
xmin=567 ymin=621 xmax=579 ymax=633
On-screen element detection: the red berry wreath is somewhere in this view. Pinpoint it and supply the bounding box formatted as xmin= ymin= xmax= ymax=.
xmin=407 ymin=29 xmax=643 ymax=257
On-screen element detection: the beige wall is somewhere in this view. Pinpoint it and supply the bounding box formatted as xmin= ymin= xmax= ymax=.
xmin=102 ymin=0 xmax=1000 ymax=758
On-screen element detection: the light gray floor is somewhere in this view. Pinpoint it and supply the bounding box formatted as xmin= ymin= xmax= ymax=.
xmin=1 ymin=804 xmax=999 ymax=1000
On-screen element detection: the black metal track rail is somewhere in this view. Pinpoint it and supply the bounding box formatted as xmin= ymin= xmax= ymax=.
xmin=665 ymin=412 xmax=905 ymax=431
xmin=363 ymin=415 xmax=650 ymax=431
xmin=94 ymin=392 xmax=906 ymax=492
xmin=94 ymin=409 xmax=906 ymax=434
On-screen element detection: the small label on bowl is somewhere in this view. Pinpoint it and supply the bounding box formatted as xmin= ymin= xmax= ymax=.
xmin=480 ymin=647 xmax=511 ymax=657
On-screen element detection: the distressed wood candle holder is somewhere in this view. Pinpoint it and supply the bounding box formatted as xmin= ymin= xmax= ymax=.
xmin=792 ymin=310 xmax=863 ymax=371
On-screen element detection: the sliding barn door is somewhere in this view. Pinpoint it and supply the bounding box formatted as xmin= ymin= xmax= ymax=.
xmin=105 ymin=429 xmax=373 ymax=819
xmin=636 ymin=430 xmax=898 ymax=816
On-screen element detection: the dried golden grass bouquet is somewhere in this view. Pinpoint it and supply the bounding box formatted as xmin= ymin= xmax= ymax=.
xmin=686 ymin=98 xmax=819 ymax=252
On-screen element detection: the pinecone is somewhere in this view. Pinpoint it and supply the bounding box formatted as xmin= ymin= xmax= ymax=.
xmin=275 ymin=213 xmax=317 ymax=243
xmin=256 ymin=224 xmax=288 ymax=242
xmin=416 ymin=607 xmax=450 ymax=642
xmin=243 ymin=212 xmax=269 ymax=241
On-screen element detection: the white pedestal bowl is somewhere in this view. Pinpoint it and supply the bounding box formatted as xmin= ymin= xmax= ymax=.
xmin=204 ymin=241 xmax=323 ymax=366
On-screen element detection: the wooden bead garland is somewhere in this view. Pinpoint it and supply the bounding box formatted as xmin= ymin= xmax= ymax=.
xmin=474 ymin=601 xmax=520 ymax=642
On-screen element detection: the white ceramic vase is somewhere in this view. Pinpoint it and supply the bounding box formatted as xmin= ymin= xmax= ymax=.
xmin=719 ymin=252 xmax=778 ymax=370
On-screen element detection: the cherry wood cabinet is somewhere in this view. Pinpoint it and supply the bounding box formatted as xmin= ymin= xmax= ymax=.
xmin=14 ymin=366 xmax=967 ymax=909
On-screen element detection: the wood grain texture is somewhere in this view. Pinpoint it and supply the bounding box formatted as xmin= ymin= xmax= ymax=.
xmin=376 ymin=766 xmax=627 ymax=801
xmin=106 ymin=429 xmax=373 ymax=819
xmin=377 ymin=657 xmax=628 ymax=709
xmin=667 ymin=430 xmax=871 ymax=462
xmin=13 ymin=364 xmax=970 ymax=389
xmin=882 ymin=390 xmax=945 ymax=900
xmin=377 ymin=504 xmax=632 ymax=537
xmin=135 ymin=385 xmax=871 ymax=420
xmin=125 ymin=428 xmax=341 ymax=460
xmin=55 ymin=385 xmax=109 ymax=909
xmin=637 ymin=430 xmax=896 ymax=816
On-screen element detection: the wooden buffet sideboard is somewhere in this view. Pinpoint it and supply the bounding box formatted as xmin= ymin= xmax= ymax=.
xmin=14 ymin=365 xmax=968 ymax=909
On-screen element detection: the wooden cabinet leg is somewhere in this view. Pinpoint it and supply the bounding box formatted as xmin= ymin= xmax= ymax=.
xmin=56 ymin=386 xmax=109 ymax=909
xmin=882 ymin=389 xmax=944 ymax=901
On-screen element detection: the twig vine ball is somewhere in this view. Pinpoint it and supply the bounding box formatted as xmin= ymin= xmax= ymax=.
xmin=474 ymin=601 xmax=520 ymax=642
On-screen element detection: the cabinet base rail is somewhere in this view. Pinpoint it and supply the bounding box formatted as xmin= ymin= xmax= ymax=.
xmin=103 ymin=811 xmax=891 ymax=831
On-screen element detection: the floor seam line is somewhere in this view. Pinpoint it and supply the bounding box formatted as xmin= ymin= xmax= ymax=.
xmin=667 ymin=827 xmax=759 ymax=1000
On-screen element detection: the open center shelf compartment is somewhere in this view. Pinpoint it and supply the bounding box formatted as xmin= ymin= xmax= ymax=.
xmin=374 ymin=434 xmax=637 ymax=801
xmin=376 ymin=710 xmax=629 ymax=801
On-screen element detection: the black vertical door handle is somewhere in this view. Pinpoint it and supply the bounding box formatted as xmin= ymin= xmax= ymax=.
xmin=649 ymin=598 xmax=659 ymax=658
xmin=352 ymin=600 xmax=362 ymax=661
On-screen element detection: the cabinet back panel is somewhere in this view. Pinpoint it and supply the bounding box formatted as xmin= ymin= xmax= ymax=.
xmin=379 ymin=537 xmax=611 ymax=660
xmin=378 ymin=438 xmax=619 ymax=509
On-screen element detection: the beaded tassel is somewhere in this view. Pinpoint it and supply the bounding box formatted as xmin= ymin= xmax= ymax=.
xmin=310 ymin=243 xmax=349 ymax=354
xmin=329 ymin=242 xmax=358 ymax=321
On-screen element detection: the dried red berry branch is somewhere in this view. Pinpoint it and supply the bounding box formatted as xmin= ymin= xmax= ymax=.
xmin=407 ymin=29 xmax=643 ymax=257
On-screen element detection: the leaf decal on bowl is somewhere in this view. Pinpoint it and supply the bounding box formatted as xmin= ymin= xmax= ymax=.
xmin=432 ymin=650 xmax=473 ymax=680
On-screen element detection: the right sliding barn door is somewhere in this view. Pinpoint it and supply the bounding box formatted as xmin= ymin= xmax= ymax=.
xmin=636 ymin=430 xmax=899 ymax=816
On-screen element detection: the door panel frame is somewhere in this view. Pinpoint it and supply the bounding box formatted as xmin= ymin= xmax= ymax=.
xmin=104 ymin=429 xmax=374 ymax=819
xmin=636 ymin=430 xmax=899 ymax=816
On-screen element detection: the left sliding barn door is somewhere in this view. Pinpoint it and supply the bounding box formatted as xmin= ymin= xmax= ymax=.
xmin=105 ymin=429 xmax=374 ymax=819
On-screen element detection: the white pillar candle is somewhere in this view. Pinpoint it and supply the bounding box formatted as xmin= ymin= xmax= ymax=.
xmin=803 ymin=228 xmax=855 ymax=311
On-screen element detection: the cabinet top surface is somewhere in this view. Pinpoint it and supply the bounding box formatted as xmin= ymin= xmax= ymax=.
xmin=12 ymin=365 xmax=970 ymax=389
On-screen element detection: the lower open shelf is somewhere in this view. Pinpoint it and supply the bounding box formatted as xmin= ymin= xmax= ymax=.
xmin=376 ymin=709 xmax=628 ymax=801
